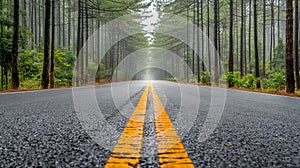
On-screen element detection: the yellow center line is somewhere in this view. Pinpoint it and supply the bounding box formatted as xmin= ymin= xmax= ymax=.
xmin=104 ymin=83 xmax=150 ymax=168
xmin=150 ymin=83 xmax=194 ymax=168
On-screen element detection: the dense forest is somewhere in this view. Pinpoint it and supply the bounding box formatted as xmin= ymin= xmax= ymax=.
xmin=0 ymin=0 xmax=299 ymax=94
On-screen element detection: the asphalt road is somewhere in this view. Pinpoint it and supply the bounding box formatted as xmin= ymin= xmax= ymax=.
xmin=0 ymin=80 xmax=300 ymax=167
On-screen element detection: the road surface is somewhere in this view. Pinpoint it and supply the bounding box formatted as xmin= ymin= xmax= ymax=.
xmin=0 ymin=81 xmax=300 ymax=167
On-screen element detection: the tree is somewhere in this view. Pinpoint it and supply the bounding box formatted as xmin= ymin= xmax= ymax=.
xmin=248 ymin=0 xmax=252 ymax=74
xmin=295 ymin=0 xmax=300 ymax=89
xmin=12 ymin=0 xmax=20 ymax=89
xmin=76 ymin=0 xmax=81 ymax=86
xmin=214 ymin=0 xmax=219 ymax=85
xmin=50 ymin=0 xmax=55 ymax=88
xmin=240 ymin=0 xmax=244 ymax=78
xmin=42 ymin=0 xmax=51 ymax=89
xmin=228 ymin=0 xmax=234 ymax=87
xmin=285 ymin=0 xmax=295 ymax=93
xmin=253 ymin=0 xmax=260 ymax=89
xmin=262 ymin=0 xmax=266 ymax=77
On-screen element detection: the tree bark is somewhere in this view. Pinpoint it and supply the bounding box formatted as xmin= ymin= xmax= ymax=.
xmin=62 ymin=0 xmax=65 ymax=47
xmin=197 ymin=0 xmax=200 ymax=82
xmin=42 ymin=0 xmax=51 ymax=89
xmin=85 ymin=0 xmax=89 ymax=84
xmin=228 ymin=0 xmax=233 ymax=87
xmin=68 ymin=0 xmax=71 ymax=49
xmin=76 ymin=0 xmax=81 ymax=86
xmin=214 ymin=0 xmax=219 ymax=85
xmin=207 ymin=0 xmax=211 ymax=73
xmin=285 ymin=0 xmax=295 ymax=93
xmin=248 ymin=0 xmax=252 ymax=74
xmin=270 ymin=0 xmax=274 ymax=71
xmin=263 ymin=0 xmax=266 ymax=77
xmin=254 ymin=0 xmax=260 ymax=89
xmin=12 ymin=0 xmax=20 ymax=89
xmin=240 ymin=0 xmax=244 ymax=78
xmin=294 ymin=0 xmax=299 ymax=89
xmin=50 ymin=0 xmax=55 ymax=88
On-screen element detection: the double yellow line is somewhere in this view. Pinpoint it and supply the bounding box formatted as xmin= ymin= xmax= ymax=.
xmin=105 ymin=82 xmax=194 ymax=168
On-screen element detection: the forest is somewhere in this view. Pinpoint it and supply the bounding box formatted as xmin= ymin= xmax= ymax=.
xmin=0 ymin=0 xmax=300 ymax=94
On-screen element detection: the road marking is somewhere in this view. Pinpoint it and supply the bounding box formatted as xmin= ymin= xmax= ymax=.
xmin=150 ymin=83 xmax=194 ymax=168
xmin=104 ymin=83 xmax=150 ymax=168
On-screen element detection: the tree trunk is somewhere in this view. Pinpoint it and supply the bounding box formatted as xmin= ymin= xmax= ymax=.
xmin=12 ymin=0 xmax=20 ymax=89
xmin=76 ymin=0 xmax=81 ymax=86
xmin=42 ymin=0 xmax=51 ymax=89
xmin=254 ymin=0 xmax=260 ymax=89
xmin=207 ymin=0 xmax=211 ymax=72
xmin=85 ymin=0 xmax=89 ymax=84
xmin=285 ymin=0 xmax=295 ymax=93
xmin=240 ymin=0 xmax=244 ymax=78
xmin=68 ymin=0 xmax=71 ymax=49
xmin=50 ymin=0 xmax=55 ymax=88
xmin=263 ymin=0 xmax=266 ymax=77
xmin=62 ymin=0 xmax=65 ymax=47
xmin=270 ymin=0 xmax=274 ymax=71
xmin=201 ymin=0 xmax=204 ymax=73
xmin=192 ymin=0 xmax=195 ymax=75
xmin=214 ymin=0 xmax=219 ymax=85
xmin=278 ymin=0 xmax=281 ymax=40
xmin=80 ymin=3 xmax=84 ymax=84
xmin=197 ymin=0 xmax=200 ymax=82
xmin=228 ymin=0 xmax=233 ymax=87
xmin=248 ymin=0 xmax=252 ymax=74
xmin=186 ymin=2 xmax=189 ymax=82
xmin=57 ymin=0 xmax=61 ymax=47
xmin=295 ymin=0 xmax=300 ymax=89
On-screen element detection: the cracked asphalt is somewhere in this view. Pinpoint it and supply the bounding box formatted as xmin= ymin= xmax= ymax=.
xmin=1 ymin=80 xmax=300 ymax=167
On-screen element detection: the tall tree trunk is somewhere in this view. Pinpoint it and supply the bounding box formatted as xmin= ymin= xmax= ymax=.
xmin=12 ymin=0 xmax=20 ymax=89
xmin=68 ymin=0 xmax=71 ymax=49
xmin=85 ymin=0 xmax=88 ymax=84
xmin=186 ymin=1 xmax=189 ymax=82
xmin=278 ymin=0 xmax=281 ymax=40
xmin=228 ymin=0 xmax=233 ymax=87
xmin=34 ymin=0 xmax=37 ymax=46
xmin=192 ymin=0 xmax=195 ymax=75
xmin=57 ymin=0 xmax=61 ymax=47
xmin=214 ymin=0 xmax=219 ymax=85
xmin=201 ymin=0 xmax=204 ymax=73
xmin=38 ymin=0 xmax=41 ymax=46
xmin=50 ymin=0 xmax=55 ymax=88
xmin=76 ymin=0 xmax=81 ymax=86
xmin=270 ymin=0 xmax=274 ymax=71
xmin=240 ymin=0 xmax=244 ymax=78
xmin=22 ymin=0 xmax=27 ymax=27
xmin=294 ymin=0 xmax=299 ymax=89
xmin=62 ymin=0 xmax=65 ymax=47
xmin=254 ymin=0 xmax=260 ymax=89
xmin=42 ymin=0 xmax=51 ymax=89
xmin=80 ymin=3 xmax=84 ymax=84
xmin=263 ymin=0 xmax=266 ymax=77
xmin=1 ymin=0 xmax=3 ymax=90
xmin=248 ymin=0 xmax=252 ymax=74
xmin=285 ymin=0 xmax=295 ymax=93
xmin=197 ymin=0 xmax=200 ymax=82
xmin=207 ymin=0 xmax=211 ymax=72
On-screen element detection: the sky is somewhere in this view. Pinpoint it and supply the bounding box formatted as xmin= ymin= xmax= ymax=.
xmin=141 ymin=0 xmax=159 ymax=44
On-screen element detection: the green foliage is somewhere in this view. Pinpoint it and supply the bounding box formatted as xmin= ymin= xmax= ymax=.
xmin=262 ymin=70 xmax=286 ymax=91
xmin=53 ymin=50 xmax=75 ymax=87
xmin=226 ymin=72 xmax=261 ymax=89
xmin=165 ymin=77 xmax=177 ymax=82
xmin=200 ymin=71 xmax=211 ymax=85
xmin=273 ymin=38 xmax=285 ymax=70
xmin=18 ymin=49 xmax=75 ymax=88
